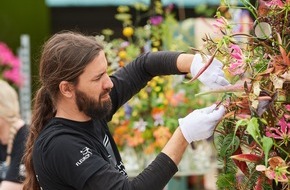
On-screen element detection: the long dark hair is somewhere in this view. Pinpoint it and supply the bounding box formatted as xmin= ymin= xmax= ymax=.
xmin=23 ymin=31 xmax=103 ymax=190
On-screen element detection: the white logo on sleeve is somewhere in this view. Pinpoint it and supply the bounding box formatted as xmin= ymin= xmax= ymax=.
xmin=76 ymin=147 xmax=93 ymax=166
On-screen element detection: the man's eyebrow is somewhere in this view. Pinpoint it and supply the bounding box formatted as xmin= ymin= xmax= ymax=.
xmin=93 ymin=71 xmax=106 ymax=79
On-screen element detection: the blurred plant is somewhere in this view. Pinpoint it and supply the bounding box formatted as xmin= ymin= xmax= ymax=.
xmin=0 ymin=42 xmax=22 ymax=88
xmin=191 ymin=0 xmax=290 ymax=189
xmin=97 ymin=2 xmax=215 ymax=157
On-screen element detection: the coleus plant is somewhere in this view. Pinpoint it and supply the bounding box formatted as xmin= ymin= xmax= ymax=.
xmin=189 ymin=0 xmax=290 ymax=189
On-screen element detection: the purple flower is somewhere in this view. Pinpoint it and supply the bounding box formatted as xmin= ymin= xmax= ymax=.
xmin=120 ymin=41 xmax=130 ymax=48
xmin=150 ymin=16 xmax=163 ymax=26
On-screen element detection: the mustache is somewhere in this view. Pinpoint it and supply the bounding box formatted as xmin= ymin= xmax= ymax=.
xmin=100 ymin=88 xmax=111 ymax=97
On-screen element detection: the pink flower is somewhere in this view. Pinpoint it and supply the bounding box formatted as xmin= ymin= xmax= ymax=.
xmin=266 ymin=117 xmax=290 ymax=145
xmin=285 ymin=104 xmax=290 ymax=111
xmin=212 ymin=16 xmax=229 ymax=32
xmin=256 ymin=157 xmax=289 ymax=183
xmin=0 ymin=42 xmax=18 ymax=66
xmin=165 ymin=3 xmax=174 ymax=13
xmin=228 ymin=44 xmax=246 ymax=75
xmin=262 ymin=0 xmax=285 ymax=8
xmin=120 ymin=41 xmax=130 ymax=48
xmin=0 ymin=42 xmax=23 ymax=87
xmin=150 ymin=16 xmax=163 ymax=26
xmin=3 ymin=67 xmax=23 ymax=86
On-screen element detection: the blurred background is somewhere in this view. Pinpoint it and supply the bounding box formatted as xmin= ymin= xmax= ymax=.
xmin=0 ymin=0 xmax=222 ymax=93
xmin=0 ymin=1 xmax=242 ymax=189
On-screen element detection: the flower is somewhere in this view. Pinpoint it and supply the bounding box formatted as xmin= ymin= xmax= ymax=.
xmin=122 ymin=27 xmax=134 ymax=37
xmin=256 ymin=156 xmax=290 ymax=183
xmin=266 ymin=116 xmax=290 ymax=146
xmin=194 ymin=0 xmax=290 ymax=189
xmin=104 ymin=2 xmax=218 ymax=171
xmin=0 ymin=42 xmax=22 ymax=87
xmin=133 ymin=119 xmax=148 ymax=132
xmin=263 ymin=0 xmax=286 ymax=8
xmin=150 ymin=15 xmax=163 ymax=25
xmin=228 ymin=44 xmax=246 ymax=75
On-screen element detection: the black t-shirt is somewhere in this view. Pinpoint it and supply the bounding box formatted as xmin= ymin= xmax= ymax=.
xmin=33 ymin=118 xmax=128 ymax=190
xmin=0 ymin=125 xmax=28 ymax=183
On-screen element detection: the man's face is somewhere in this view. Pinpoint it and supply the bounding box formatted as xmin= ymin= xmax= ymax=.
xmin=75 ymin=50 xmax=113 ymax=119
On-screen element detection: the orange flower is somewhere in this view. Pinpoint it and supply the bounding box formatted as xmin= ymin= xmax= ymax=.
xmin=151 ymin=107 xmax=164 ymax=116
xmin=144 ymin=143 xmax=156 ymax=155
xmin=165 ymin=90 xmax=186 ymax=107
xmin=126 ymin=130 xmax=144 ymax=147
xmin=113 ymin=122 xmax=129 ymax=147
xmin=153 ymin=126 xmax=172 ymax=148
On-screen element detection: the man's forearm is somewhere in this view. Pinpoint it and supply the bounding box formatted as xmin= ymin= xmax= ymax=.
xmin=176 ymin=54 xmax=194 ymax=74
xmin=161 ymin=127 xmax=188 ymax=166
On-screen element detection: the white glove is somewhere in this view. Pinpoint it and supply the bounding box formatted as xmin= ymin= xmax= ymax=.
xmin=191 ymin=54 xmax=230 ymax=89
xmin=179 ymin=104 xmax=225 ymax=143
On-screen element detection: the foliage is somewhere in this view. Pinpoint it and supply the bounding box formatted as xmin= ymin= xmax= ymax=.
xmin=0 ymin=42 xmax=22 ymax=88
xmin=193 ymin=0 xmax=290 ymax=189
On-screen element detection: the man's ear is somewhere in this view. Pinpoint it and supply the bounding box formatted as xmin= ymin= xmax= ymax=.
xmin=59 ymin=81 xmax=74 ymax=98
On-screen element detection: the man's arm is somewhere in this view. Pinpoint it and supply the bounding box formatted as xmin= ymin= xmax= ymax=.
xmin=84 ymin=105 xmax=225 ymax=190
xmin=176 ymin=53 xmax=194 ymax=73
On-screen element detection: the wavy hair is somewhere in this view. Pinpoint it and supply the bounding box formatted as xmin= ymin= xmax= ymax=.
xmin=22 ymin=31 xmax=103 ymax=190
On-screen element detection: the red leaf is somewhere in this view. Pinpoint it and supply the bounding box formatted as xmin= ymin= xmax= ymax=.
xmin=232 ymin=146 xmax=249 ymax=175
xmin=253 ymin=176 xmax=263 ymax=190
xmin=231 ymin=154 xmax=262 ymax=163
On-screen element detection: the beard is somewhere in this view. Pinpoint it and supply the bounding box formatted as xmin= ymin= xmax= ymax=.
xmin=75 ymin=88 xmax=112 ymax=120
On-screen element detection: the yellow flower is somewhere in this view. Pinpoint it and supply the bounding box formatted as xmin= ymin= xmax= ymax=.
xmin=118 ymin=50 xmax=127 ymax=59
xmin=152 ymin=47 xmax=158 ymax=52
xmin=153 ymin=86 xmax=161 ymax=92
xmin=122 ymin=27 xmax=134 ymax=37
xmin=139 ymin=90 xmax=148 ymax=99
xmin=132 ymin=110 xmax=138 ymax=117
xmin=149 ymin=80 xmax=157 ymax=87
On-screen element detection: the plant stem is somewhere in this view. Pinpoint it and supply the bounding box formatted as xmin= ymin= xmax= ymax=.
xmin=273 ymin=142 xmax=290 ymax=159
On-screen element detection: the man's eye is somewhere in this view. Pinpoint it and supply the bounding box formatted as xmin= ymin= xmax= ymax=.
xmin=94 ymin=78 xmax=101 ymax=81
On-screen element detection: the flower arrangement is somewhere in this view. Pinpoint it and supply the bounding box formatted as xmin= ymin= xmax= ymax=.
xmin=0 ymin=42 xmax=22 ymax=88
xmin=192 ymin=0 xmax=290 ymax=189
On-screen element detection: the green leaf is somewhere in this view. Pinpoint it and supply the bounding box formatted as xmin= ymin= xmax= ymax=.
xmin=234 ymin=119 xmax=248 ymax=136
xmin=261 ymin=136 xmax=273 ymax=167
xmin=220 ymin=133 xmax=240 ymax=158
xmin=246 ymin=117 xmax=261 ymax=145
xmin=216 ymin=173 xmax=236 ymax=190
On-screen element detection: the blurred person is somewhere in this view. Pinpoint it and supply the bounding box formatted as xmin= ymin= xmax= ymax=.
xmin=0 ymin=80 xmax=28 ymax=190
xmin=23 ymin=31 xmax=229 ymax=190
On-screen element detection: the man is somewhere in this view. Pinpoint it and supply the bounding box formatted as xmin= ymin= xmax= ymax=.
xmin=23 ymin=31 xmax=229 ymax=190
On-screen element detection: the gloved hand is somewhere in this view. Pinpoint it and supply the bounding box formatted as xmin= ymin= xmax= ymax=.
xmin=191 ymin=54 xmax=230 ymax=89
xmin=179 ymin=104 xmax=225 ymax=143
